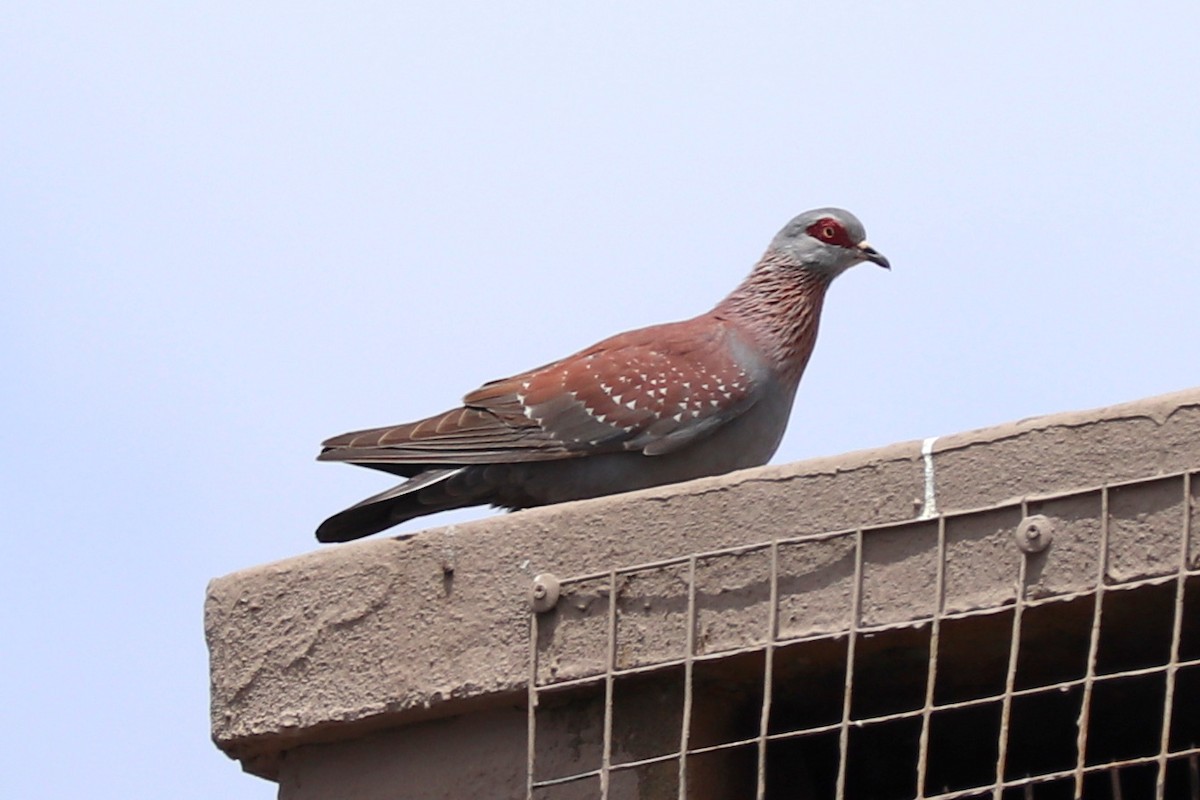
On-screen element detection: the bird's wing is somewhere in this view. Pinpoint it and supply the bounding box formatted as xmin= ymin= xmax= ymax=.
xmin=318 ymin=316 xmax=764 ymax=466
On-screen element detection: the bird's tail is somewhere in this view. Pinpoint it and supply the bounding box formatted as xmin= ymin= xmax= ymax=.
xmin=315 ymin=468 xmax=469 ymax=543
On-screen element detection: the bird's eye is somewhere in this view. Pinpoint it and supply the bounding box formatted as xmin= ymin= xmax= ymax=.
xmin=805 ymin=217 xmax=850 ymax=246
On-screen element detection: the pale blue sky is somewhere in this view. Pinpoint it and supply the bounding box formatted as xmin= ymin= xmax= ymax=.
xmin=2 ymin=3 xmax=1197 ymax=797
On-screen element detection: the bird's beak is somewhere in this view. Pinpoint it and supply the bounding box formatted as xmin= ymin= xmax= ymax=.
xmin=855 ymin=240 xmax=890 ymax=270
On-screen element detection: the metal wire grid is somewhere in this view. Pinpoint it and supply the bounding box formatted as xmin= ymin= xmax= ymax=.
xmin=525 ymin=470 xmax=1200 ymax=800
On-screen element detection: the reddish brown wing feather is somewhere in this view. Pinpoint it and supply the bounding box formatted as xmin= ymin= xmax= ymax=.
xmin=319 ymin=316 xmax=761 ymax=465
xmin=318 ymin=405 xmax=568 ymax=463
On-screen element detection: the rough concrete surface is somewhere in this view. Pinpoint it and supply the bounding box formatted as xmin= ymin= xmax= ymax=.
xmin=206 ymin=387 xmax=1200 ymax=783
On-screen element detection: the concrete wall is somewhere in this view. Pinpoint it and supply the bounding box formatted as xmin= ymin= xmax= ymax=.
xmin=206 ymin=387 xmax=1200 ymax=795
xmin=277 ymin=708 xmax=527 ymax=800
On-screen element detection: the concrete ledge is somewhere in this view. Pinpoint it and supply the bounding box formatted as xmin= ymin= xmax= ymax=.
xmin=206 ymin=387 xmax=1200 ymax=779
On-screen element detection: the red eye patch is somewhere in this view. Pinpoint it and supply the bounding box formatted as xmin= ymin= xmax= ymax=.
xmin=805 ymin=218 xmax=855 ymax=248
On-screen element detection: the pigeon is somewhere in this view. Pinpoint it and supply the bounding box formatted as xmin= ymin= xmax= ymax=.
xmin=316 ymin=208 xmax=888 ymax=542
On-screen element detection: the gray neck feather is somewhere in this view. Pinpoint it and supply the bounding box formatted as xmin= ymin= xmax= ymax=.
xmin=714 ymin=251 xmax=832 ymax=381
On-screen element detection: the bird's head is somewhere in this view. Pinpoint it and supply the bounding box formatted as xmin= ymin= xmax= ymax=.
xmin=769 ymin=207 xmax=890 ymax=278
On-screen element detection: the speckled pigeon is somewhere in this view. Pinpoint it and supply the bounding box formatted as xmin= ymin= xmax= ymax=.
xmin=316 ymin=208 xmax=888 ymax=542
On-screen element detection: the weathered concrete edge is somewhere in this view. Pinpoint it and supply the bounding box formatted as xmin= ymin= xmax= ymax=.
xmin=207 ymin=386 xmax=1200 ymax=777
xmin=934 ymin=386 xmax=1200 ymax=455
xmin=206 ymin=442 xmax=927 ymax=776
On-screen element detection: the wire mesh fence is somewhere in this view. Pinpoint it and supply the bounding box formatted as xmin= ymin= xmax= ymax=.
xmin=526 ymin=470 xmax=1200 ymax=799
